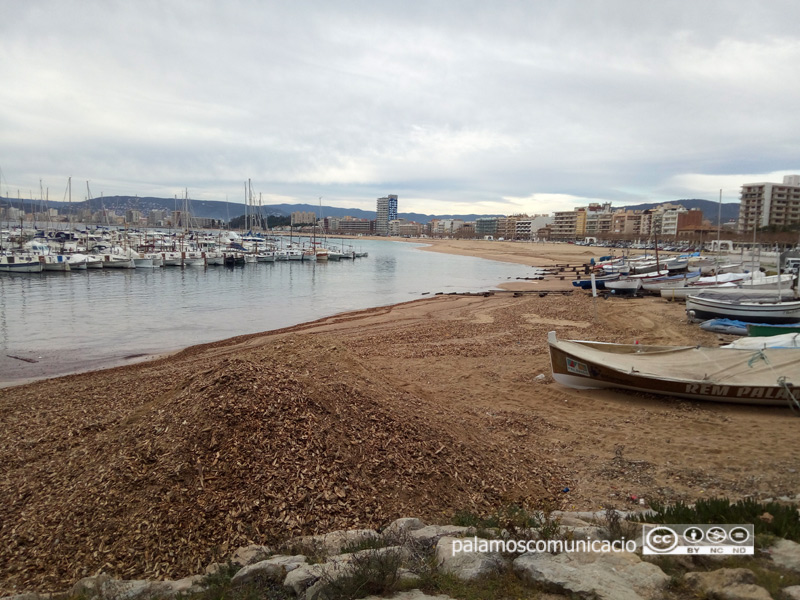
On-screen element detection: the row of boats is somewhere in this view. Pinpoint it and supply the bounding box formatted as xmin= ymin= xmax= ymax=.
xmin=553 ymin=252 xmax=800 ymax=407
xmin=573 ymin=253 xmax=800 ymax=324
xmin=0 ymin=230 xmax=368 ymax=273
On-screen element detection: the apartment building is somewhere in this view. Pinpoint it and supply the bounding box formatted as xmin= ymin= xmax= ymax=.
xmin=291 ymin=211 xmax=316 ymax=226
xmin=376 ymin=195 xmax=398 ymax=235
xmin=551 ymin=210 xmax=579 ymax=239
xmin=738 ymin=175 xmax=800 ymax=233
xmin=514 ymin=215 xmax=554 ymax=239
xmin=611 ymin=210 xmax=642 ymax=236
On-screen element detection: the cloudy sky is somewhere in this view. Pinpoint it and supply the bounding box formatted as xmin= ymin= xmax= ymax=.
xmin=2 ymin=1 xmax=799 ymax=216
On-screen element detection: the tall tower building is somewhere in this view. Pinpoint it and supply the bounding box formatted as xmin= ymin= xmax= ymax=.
xmin=376 ymin=195 xmax=398 ymax=235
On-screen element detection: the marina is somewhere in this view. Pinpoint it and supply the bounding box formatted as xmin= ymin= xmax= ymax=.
xmin=0 ymin=238 xmax=540 ymax=384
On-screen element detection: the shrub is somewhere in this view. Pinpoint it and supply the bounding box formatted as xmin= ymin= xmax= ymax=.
xmin=634 ymin=497 xmax=800 ymax=542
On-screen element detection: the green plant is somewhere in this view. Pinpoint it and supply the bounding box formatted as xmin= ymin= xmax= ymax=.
xmin=633 ymin=497 xmax=800 ymax=542
xmin=314 ymin=547 xmax=405 ymax=599
xmin=600 ymin=506 xmax=638 ymax=542
xmin=420 ymin=568 xmax=542 ymax=600
xmin=197 ymin=561 xmax=292 ymax=600
xmin=338 ymin=535 xmax=392 ymax=555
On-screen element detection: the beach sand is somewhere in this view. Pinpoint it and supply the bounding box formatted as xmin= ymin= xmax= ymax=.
xmin=1 ymin=241 xmax=797 ymax=592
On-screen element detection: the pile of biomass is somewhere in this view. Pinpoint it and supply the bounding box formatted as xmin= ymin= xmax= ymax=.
xmin=0 ymin=332 xmax=565 ymax=593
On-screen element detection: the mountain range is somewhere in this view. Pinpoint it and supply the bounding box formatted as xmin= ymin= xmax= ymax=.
xmin=619 ymin=199 xmax=739 ymax=225
xmin=1 ymin=195 xmax=738 ymax=225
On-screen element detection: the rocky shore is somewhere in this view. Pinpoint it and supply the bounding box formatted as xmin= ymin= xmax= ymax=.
xmin=5 ymin=514 xmax=800 ymax=600
xmin=1 ymin=241 xmax=798 ymax=595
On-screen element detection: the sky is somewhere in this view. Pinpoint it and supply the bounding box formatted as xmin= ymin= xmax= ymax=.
xmin=2 ymin=1 xmax=800 ymax=216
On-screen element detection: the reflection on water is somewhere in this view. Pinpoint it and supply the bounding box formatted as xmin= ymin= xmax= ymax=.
xmin=0 ymin=240 xmax=540 ymax=381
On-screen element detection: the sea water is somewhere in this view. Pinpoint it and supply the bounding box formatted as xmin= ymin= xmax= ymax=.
xmin=0 ymin=240 xmax=541 ymax=384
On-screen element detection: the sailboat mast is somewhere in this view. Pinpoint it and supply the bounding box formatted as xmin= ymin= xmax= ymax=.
xmin=243 ymin=181 xmax=248 ymax=233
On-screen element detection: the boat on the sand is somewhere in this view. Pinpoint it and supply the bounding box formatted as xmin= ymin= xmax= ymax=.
xmin=686 ymin=293 xmax=800 ymax=324
xmin=547 ymin=331 xmax=799 ymax=406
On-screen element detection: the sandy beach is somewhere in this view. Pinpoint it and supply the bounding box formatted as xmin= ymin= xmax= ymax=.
xmin=1 ymin=240 xmax=797 ymax=593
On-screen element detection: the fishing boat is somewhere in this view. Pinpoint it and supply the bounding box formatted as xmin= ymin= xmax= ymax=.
xmin=572 ymin=273 xmax=620 ymax=290
xmin=686 ymin=292 xmax=800 ymax=324
xmin=0 ymin=254 xmax=44 ymax=273
xmin=547 ymin=331 xmax=799 ymax=406
xmin=747 ymin=322 xmax=800 ymax=337
xmin=660 ymin=272 xmax=756 ymax=301
xmin=641 ymin=270 xmax=701 ymax=292
xmin=722 ymin=333 xmax=800 ymax=349
xmin=604 ymin=278 xmax=641 ymax=294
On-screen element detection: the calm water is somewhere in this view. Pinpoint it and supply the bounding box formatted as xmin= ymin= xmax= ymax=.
xmin=0 ymin=240 xmax=540 ymax=384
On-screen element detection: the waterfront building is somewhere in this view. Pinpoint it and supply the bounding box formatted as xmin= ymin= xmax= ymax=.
xmin=126 ymin=209 xmax=142 ymax=225
xmin=611 ymin=209 xmax=643 ymax=236
xmin=376 ymin=195 xmax=398 ymax=235
xmin=514 ymin=215 xmax=554 ymax=239
xmin=551 ymin=210 xmax=578 ymax=240
xmin=738 ymin=175 xmax=800 ymax=233
xmin=584 ymin=203 xmax=613 ymax=237
xmin=291 ymin=211 xmax=317 ymax=226
xmin=475 ymin=217 xmax=499 ymax=238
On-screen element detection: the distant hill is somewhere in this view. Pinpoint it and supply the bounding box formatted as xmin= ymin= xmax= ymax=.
xmin=619 ymin=199 xmax=739 ymax=226
xmin=0 ymin=196 xmax=501 ymax=224
xmin=1 ymin=195 xmax=738 ymax=225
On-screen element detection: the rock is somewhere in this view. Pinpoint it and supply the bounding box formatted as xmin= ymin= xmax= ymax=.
xmin=568 ymin=526 xmax=606 ymax=540
xmin=770 ymin=538 xmax=800 ymax=573
xmin=514 ymin=552 xmax=669 ymax=600
xmin=550 ymin=512 xmax=591 ymax=527
xmin=407 ymin=525 xmax=473 ymax=544
xmin=760 ymin=512 xmax=775 ymax=523
xmin=70 ymin=574 xmax=204 ymax=600
xmin=685 ymin=568 xmax=771 ymax=600
xmin=436 ymin=536 xmax=507 ymax=581
xmin=147 ymin=576 xmax=205 ymax=597
xmin=783 ymin=585 xmax=800 ymax=600
xmin=230 ymin=560 xmax=288 ymax=587
xmin=91 ymin=579 xmax=151 ymax=600
xmin=300 ymin=546 xmax=408 ymax=599
xmin=230 ymin=544 xmax=273 ymax=567
xmin=283 ymin=563 xmax=325 ymax=596
xmin=382 ymin=517 xmax=427 ymax=538
xmin=361 ymin=592 xmax=454 ymax=600
xmin=71 ymin=574 xmax=113 ymax=598
xmin=262 ymin=554 xmax=307 ymax=572
xmin=203 ymin=562 xmax=225 ymax=575
xmin=396 ymin=568 xmax=421 ymax=585
xmin=293 ymin=529 xmax=379 ymax=557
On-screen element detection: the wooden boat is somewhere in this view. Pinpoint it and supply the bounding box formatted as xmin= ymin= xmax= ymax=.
xmin=641 ymin=270 xmax=701 ymax=292
xmin=657 ymin=271 xmax=796 ymax=301
xmin=604 ymin=278 xmax=641 ymax=294
xmin=547 ymin=331 xmax=799 ymax=406
xmin=627 ymin=269 xmax=670 ymax=280
xmin=572 ymin=273 xmax=620 ymax=290
xmin=722 ymin=333 xmax=800 ymax=349
xmin=747 ymin=322 xmax=800 ymax=337
xmin=686 ymin=292 xmax=800 ymax=324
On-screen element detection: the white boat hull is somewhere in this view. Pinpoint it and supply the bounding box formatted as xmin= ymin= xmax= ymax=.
xmin=686 ymin=294 xmax=800 ymax=324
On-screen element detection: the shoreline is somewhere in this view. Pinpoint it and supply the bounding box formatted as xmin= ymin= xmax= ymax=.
xmin=2 ymin=242 xmax=798 ymax=592
xmin=0 ymin=241 xmax=576 ymax=388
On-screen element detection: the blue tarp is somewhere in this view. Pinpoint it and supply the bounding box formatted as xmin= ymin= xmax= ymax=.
xmin=699 ymin=318 xmax=749 ymax=336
